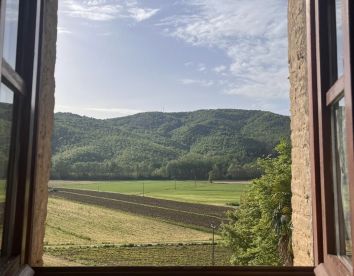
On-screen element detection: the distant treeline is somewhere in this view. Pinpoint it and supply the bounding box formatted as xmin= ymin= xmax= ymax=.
xmin=51 ymin=155 xmax=262 ymax=181
xmin=50 ymin=109 xmax=290 ymax=181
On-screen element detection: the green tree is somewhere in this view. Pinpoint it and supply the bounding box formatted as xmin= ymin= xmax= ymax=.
xmin=221 ymin=139 xmax=293 ymax=266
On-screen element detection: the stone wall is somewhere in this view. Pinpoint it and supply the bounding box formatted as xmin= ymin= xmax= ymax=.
xmin=29 ymin=0 xmax=58 ymax=267
xmin=288 ymin=0 xmax=314 ymax=266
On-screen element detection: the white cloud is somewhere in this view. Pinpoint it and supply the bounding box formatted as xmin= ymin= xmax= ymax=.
xmin=213 ymin=65 xmax=227 ymax=73
xmin=61 ymin=0 xmax=159 ymax=22
xmin=160 ymin=0 xmax=289 ymax=100
xmin=128 ymin=8 xmax=159 ymax=22
xmin=197 ymin=63 xmax=206 ymax=72
xmin=181 ymin=78 xmax=214 ymax=87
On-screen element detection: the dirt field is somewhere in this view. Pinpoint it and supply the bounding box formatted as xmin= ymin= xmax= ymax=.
xmin=51 ymin=188 xmax=233 ymax=230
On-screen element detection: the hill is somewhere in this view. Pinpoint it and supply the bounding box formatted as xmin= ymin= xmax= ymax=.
xmin=51 ymin=109 xmax=290 ymax=180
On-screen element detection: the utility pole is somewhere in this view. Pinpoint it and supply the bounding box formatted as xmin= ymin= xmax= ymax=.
xmin=143 ymin=181 xmax=145 ymax=197
xmin=97 ymin=182 xmax=100 ymax=192
xmin=210 ymin=223 xmax=216 ymax=266
xmin=195 ymin=175 xmax=197 ymax=188
xmin=175 ymin=179 xmax=177 ymax=190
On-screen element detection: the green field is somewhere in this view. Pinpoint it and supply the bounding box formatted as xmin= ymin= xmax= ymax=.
xmin=45 ymin=180 xmax=246 ymax=265
xmin=49 ymin=180 xmax=249 ymax=206
xmin=44 ymin=197 xmax=230 ymax=266
xmin=45 ymin=198 xmax=214 ymax=246
xmin=44 ymin=243 xmax=232 ymax=266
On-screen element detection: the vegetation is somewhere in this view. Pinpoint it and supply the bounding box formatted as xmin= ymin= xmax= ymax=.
xmin=44 ymin=243 xmax=232 ymax=266
xmin=0 ymin=180 xmax=5 ymax=203
xmin=45 ymin=197 xmax=214 ymax=246
xmin=51 ymin=109 xmax=290 ymax=180
xmin=0 ymin=103 xmax=12 ymax=180
xmin=221 ymin=140 xmax=293 ymax=266
xmin=50 ymin=180 xmax=249 ymax=206
xmin=44 ymin=197 xmax=231 ymax=266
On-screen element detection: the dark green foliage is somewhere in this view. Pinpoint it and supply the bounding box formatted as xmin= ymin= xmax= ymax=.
xmin=0 ymin=103 xmax=13 ymax=179
xmin=51 ymin=109 xmax=290 ymax=180
xmin=221 ymin=140 xmax=293 ymax=266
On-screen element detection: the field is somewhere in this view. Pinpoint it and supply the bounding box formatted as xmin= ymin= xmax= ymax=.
xmin=50 ymin=189 xmax=232 ymax=230
xmin=45 ymin=197 xmax=214 ymax=246
xmin=45 ymin=180 xmax=246 ymax=266
xmin=44 ymin=197 xmax=232 ymax=266
xmin=44 ymin=244 xmax=232 ymax=266
xmin=49 ymin=180 xmax=249 ymax=206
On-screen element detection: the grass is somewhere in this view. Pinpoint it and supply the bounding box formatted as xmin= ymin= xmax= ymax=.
xmin=45 ymin=197 xmax=215 ymax=246
xmin=44 ymin=197 xmax=231 ymax=266
xmin=49 ymin=180 xmax=250 ymax=206
xmin=44 ymin=244 xmax=232 ymax=266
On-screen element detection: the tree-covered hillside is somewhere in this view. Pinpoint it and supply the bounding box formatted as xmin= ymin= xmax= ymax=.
xmin=51 ymin=109 xmax=290 ymax=180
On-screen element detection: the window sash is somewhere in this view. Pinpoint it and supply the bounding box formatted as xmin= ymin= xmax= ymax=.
xmin=310 ymin=0 xmax=354 ymax=274
xmin=326 ymin=77 xmax=344 ymax=106
xmin=2 ymin=58 xmax=26 ymax=96
xmin=0 ymin=0 xmax=43 ymax=272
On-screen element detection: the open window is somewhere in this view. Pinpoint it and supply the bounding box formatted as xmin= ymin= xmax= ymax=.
xmin=307 ymin=0 xmax=354 ymax=274
xmin=0 ymin=0 xmax=353 ymax=275
xmin=0 ymin=0 xmax=43 ymax=274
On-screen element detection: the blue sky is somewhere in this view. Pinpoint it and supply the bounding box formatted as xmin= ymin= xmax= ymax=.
xmin=55 ymin=0 xmax=289 ymax=119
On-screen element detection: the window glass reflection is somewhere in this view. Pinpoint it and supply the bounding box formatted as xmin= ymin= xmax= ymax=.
xmin=0 ymin=83 xmax=14 ymax=254
xmin=3 ymin=0 xmax=19 ymax=68
xmin=332 ymin=97 xmax=352 ymax=260
xmin=335 ymin=0 xmax=344 ymax=77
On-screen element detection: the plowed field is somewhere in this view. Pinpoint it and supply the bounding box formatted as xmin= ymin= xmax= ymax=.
xmin=51 ymin=188 xmax=233 ymax=230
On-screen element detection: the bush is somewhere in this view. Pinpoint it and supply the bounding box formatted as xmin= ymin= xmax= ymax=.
xmin=221 ymin=139 xmax=293 ymax=266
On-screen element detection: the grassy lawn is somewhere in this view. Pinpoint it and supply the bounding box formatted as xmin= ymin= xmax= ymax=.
xmin=45 ymin=197 xmax=215 ymax=246
xmin=49 ymin=180 xmax=249 ymax=206
xmin=44 ymin=244 xmax=232 ymax=266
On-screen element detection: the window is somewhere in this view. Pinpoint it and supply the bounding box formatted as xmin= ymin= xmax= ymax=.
xmin=0 ymin=0 xmax=42 ymax=274
xmin=1 ymin=0 xmax=353 ymax=275
xmin=308 ymin=0 xmax=354 ymax=274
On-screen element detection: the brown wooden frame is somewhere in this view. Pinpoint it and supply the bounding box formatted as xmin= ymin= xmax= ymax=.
xmin=308 ymin=0 xmax=354 ymax=275
xmin=4 ymin=0 xmax=354 ymax=275
xmin=0 ymin=0 xmax=43 ymax=274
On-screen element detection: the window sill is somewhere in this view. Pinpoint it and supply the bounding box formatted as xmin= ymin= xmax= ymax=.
xmin=33 ymin=266 xmax=315 ymax=276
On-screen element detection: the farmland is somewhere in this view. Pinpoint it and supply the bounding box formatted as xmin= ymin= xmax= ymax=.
xmin=49 ymin=180 xmax=249 ymax=206
xmin=45 ymin=197 xmax=214 ymax=246
xmin=44 ymin=180 xmax=247 ymax=266
xmin=50 ymin=188 xmax=232 ymax=230
xmin=44 ymin=197 xmax=232 ymax=266
xmin=44 ymin=244 xmax=232 ymax=266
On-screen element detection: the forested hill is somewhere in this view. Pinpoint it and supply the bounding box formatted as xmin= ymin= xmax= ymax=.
xmin=51 ymin=109 xmax=290 ymax=180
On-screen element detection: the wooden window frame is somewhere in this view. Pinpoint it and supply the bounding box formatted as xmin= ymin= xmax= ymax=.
xmin=308 ymin=0 xmax=354 ymax=275
xmin=6 ymin=0 xmax=353 ymax=275
xmin=0 ymin=0 xmax=42 ymax=274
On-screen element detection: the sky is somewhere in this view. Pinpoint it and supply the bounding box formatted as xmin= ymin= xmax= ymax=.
xmin=55 ymin=0 xmax=289 ymax=119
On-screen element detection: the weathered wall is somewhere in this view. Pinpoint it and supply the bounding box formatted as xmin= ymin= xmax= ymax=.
xmin=29 ymin=0 xmax=58 ymax=267
xmin=288 ymin=0 xmax=314 ymax=266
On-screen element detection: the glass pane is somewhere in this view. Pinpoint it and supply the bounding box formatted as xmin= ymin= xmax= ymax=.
xmin=332 ymin=97 xmax=352 ymax=260
xmin=0 ymin=83 xmax=14 ymax=254
xmin=335 ymin=0 xmax=344 ymax=77
xmin=3 ymin=0 xmax=20 ymax=68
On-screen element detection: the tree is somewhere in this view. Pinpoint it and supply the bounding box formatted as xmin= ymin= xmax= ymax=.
xmin=221 ymin=139 xmax=293 ymax=266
